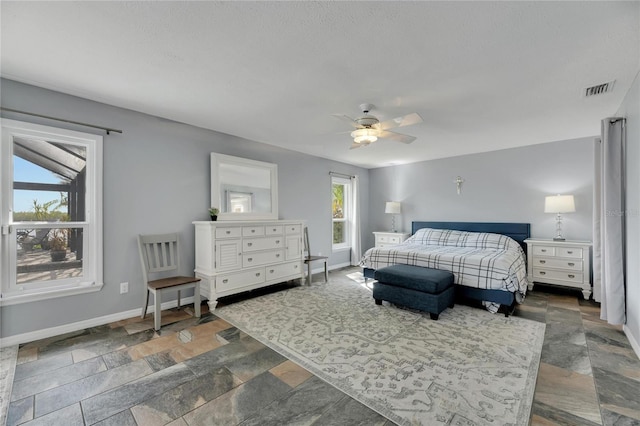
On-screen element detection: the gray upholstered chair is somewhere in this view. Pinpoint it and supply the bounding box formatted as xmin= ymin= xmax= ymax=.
xmin=137 ymin=232 xmax=201 ymax=331
xmin=303 ymin=227 xmax=328 ymax=285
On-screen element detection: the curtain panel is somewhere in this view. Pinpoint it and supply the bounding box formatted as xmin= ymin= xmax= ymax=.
xmin=594 ymin=117 xmax=626 ymax=325
xmin=349 ymin=175 xmax=362 ymax=266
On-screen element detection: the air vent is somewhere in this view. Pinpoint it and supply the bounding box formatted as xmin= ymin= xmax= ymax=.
xmin=584 ymin=81 xmax=615 ymax=97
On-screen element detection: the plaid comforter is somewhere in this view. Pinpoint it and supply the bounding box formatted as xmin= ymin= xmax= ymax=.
xmin=360 ymin=228 xmax=529 ymax=295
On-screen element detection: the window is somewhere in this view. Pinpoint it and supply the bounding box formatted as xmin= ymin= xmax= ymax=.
xmin=332 ymin=177 xmax=351 ymax=250
xmin=1 ymin=119 xmax=103 ymax=304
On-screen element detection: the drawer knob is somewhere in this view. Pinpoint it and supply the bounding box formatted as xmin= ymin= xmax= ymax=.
xmin=276 ymin=254 xmax=280 ymax=258
xmin=539 ymin=260 xmax=546 ymax=264
xmin=568 ymin=274 xmax=575 ymax=278
xmin=247 ymin=243 xmax=253 ymax=247
xmin=294 ymin=265 xmax=298 ymax=269
xmin=568 ymin=262 xmax=575 ymax=266
xmin=276 ymin=240 xmax=280 ymax=244
xmin=539 ymin=271 xmax=546 ymax=275
xmin=541 ymin=249 xmax=547 ymax=252
xmin=273 ymin=228 xmax=277 ymax=232
xmin=222 ymin=279 xmax=228 ymax=284
xmin=226 ymin=230 xmax=231 ymax=234
xmin=269 ymin=269 xmax=274 ymax=273
xmin=248 ymin=258 xmax=253 ymax=262
xmin=251 ymin=229 xmax=256 ymax=233
xmin=567 ymin=251 xmax=573 ymax=254
xmin=256 ymin=272 xmax=261 ymax=277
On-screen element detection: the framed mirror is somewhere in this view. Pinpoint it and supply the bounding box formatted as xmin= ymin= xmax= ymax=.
xmin=211 ymin=153 xmax=278 ymax=221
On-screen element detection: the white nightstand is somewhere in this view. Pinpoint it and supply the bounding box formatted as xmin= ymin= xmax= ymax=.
xmin=524 ymin=238 xmax=592 ymax=299
xmin=373 ymin=232 xmax=410 ymax=248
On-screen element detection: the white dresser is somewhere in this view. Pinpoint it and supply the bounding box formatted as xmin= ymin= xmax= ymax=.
xmin=524 ymin=238 xmax=592 ymax=299
xmin=373 ymin=231 xmax=411 ymax=248
xmin=193 ymin=220 xmax=305 ymax=310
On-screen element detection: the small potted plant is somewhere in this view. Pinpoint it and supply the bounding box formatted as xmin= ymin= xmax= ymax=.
xmin=208 ymin=207 xmax=219 ymax=221
xmin=49 ymin=229 xmax=68 ymax=262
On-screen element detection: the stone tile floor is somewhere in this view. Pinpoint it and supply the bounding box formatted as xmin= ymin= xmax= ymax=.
xmin=523 ymin=283 xmax=640 ymax=426
xmin=4 ymin=267 xmax=640 ymax=425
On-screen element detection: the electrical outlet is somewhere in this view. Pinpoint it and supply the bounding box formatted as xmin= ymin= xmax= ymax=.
xmin=120 ymin=282 xmax=129 ymax=294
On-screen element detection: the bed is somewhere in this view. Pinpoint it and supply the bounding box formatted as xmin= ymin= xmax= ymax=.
xmin=361 ymin=221 xmax=531 ymax=315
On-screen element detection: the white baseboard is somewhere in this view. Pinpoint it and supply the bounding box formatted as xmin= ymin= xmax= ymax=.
xmin=0 ymin=296 xmax=195 ymax=347
xmin=307 ymin=262 xmax=352 ymax=276
xmin=330 ymin=262 xmax=353 ymax=270
xmin=623 ymin=325 xmax=640 ymax=360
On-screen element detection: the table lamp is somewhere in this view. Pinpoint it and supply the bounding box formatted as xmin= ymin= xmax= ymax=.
xmin=544 ymin=194 xmax=575 ymax=241
xmin=385 ymin=201 xmax=401 ymax=233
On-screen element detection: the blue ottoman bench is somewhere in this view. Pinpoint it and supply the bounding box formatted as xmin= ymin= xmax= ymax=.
xmin=373 ymin=264 xmax=455 ymax=320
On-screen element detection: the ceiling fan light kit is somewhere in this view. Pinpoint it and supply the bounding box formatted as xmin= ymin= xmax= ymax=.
xmin=351 ymin=128 xmax=378 ymax=144
xmin=335 ymin=104 xmax=423 ymax=149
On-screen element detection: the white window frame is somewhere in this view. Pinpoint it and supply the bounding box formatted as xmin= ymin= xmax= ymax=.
xmin=0 ymin=119 xmax=103 ymax=305
xmin=331 ymin=176 xmax=351 ymax=251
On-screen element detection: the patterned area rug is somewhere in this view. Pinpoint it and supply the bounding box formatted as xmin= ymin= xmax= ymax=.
xmin=216 ymin=272 xmax=545 ymax=426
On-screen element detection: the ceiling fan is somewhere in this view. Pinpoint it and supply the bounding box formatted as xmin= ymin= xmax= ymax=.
xmin=333 ymin=103 xmax=423 ymax=149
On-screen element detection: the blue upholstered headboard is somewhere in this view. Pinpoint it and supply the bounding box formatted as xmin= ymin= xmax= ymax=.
xmin=411 ymin=221 xmax=531 ymax=253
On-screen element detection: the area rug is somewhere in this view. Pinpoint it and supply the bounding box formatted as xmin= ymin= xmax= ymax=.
xmin=215 ymin=273 xmax=545 ymax=426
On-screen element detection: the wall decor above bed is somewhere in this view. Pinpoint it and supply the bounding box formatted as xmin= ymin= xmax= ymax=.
xmin=454 ymin=176 xmax=465 ymax=194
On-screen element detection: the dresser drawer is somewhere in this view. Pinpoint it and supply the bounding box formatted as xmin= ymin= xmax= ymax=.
xmin=265 ymin=225 xmax=283 ymax=236
xmin=532 ymin=258 xmax=582 ymax=271
xmin=215 ymin=227 xmax=241 ymax=239
xmin=377 ymin=243 xmax=397 ymax=248
xmin=285 ymin=224 xmax=302 ymax=235
xmin=243 ymin=226 xmax=265 ymax=237
xmin=533 ymin=268 xmax=583 ymax=283
xmin=374 ymin=232 xmax=410 ymax=248
xmin=266 ymin=261 xmax=301 ymax=281
xmin=380 ymin=235 xmax=403 ymax=244
xmin=243 ymin=250 xmax=285 ymax=267
xmin=216 ymin=268 xmax=265 ymax=292
xmin=532 ymin=246 xmax=556 ymax=257
xmin=243 ymin=236 xmax=284 ymax=252
xmin=557 ymin=247 xmax=583 ymax=258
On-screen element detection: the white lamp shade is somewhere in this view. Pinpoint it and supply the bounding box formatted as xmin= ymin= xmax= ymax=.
xmin=544 ymin=195 xmax=576 ymax=213
xmin=385 ymin=201 xmax=401 ymax=214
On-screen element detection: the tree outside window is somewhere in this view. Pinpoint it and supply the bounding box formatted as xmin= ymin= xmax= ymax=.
xmin=332 ymin=177 xmax=350 ymax=249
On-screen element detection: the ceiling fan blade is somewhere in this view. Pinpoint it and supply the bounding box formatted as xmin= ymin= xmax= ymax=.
xmin=350 ymin=142 xmax=362 ymax=150
xmin=332 ymin=114 xmax=360 ymax=129
xmin=378 ymin=130 xmax=416 ymax=144
xmin=377 ymin=112 xmax=423 ymax=130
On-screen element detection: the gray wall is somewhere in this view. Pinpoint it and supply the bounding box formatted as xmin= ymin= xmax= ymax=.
xmin=4 ymin=75 xmax=630 ymax=349
xmin=0 ymin=79 xmax=369 ymax=338
xmin=617 ymin=70 xmax=640 ymax=353
xmin=367 ymin=137 xmax=595 ymax=249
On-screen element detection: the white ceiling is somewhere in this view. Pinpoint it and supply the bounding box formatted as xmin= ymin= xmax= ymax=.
xmin=1 ymin=1 xmax=638 ymax=169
